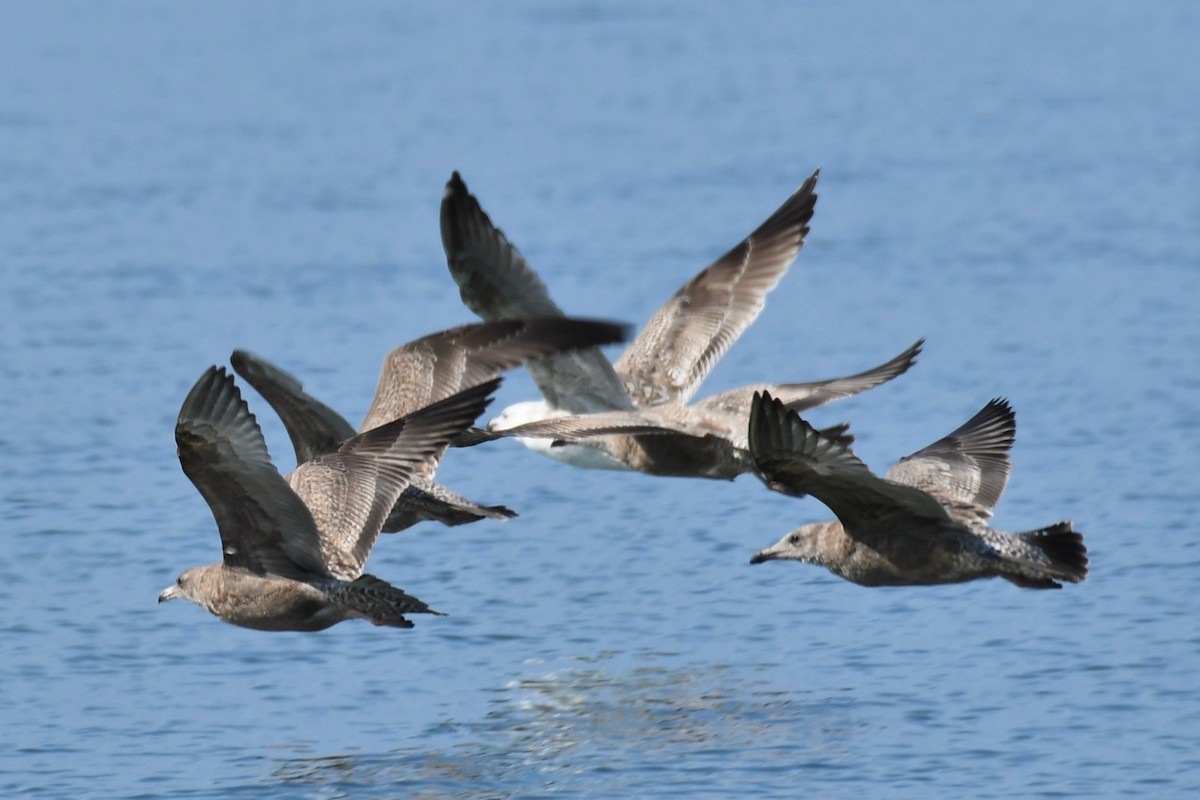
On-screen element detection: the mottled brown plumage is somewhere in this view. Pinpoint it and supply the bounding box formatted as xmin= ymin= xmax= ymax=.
xmin=442 ymin=169 xmax=922 ymax=482
xmin=231 ymin=317 xmax=626 ymax=532
xmin=748 ymin=393 xmax=1088 ymax=589
xmin=159 ymin=366 xmax=498 ymax=630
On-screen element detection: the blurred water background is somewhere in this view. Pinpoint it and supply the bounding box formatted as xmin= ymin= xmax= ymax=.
xmin=1 ymin=2 xmax=1197 ymax=797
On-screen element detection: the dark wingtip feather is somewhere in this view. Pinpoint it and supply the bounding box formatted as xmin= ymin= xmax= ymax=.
xmin=450 ymin=426 xmax=503 ymax=447
xmin=748 ymin=390 xmax=793 ymax=469
xmin=177 ymin=365 xmax=246 ymax=433
xmin=817 ymin=422 xmax=855 ymax=448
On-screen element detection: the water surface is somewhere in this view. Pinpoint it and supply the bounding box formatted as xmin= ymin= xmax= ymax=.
xmin=1 ymin=2 xmax=1197 ymax=797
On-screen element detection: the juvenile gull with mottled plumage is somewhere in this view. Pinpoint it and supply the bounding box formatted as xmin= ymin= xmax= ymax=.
xmin=231 ymin=317 xmax=628 ymax=532
xmin=747 ymin=393 xmax=1088 ymax=589
xmin=441 ymin=169 xmax=922 ymax=482
xmin=158 ymin=366 xmax=499 ymax=630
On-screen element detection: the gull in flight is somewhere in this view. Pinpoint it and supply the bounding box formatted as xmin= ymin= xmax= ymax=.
xmin=159 ymin=368 xmax=499 ymax=630
xmin=747 ymin=393 xmax=1088 ymax=589
xmin=231 ymin=317 xmax=627 ymax=531
xmin=441 ymin=169 xmax=922 ymax=480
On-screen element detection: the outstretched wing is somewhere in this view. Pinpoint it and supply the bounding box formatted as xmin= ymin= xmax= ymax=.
xmin=747 ymin=391 xmax=952 ymax=530
xmin=695 ymin=339 xmax=923 ymax=418
xmin=361 ymin=317 xmax=627 ymax=432
xmin=175 ymin=366 xmax=330 ymax=578
xmin=289 ymin=379 xmax=499 ymax=580
xmin=230 ymin=349 xmax=356 ymax=465
xmin=381 ymin=475 xmax=516 ymax=532
xmin=441 ymin=171 xmax=633 ymax=412
xmin=885 ymin=398 xmax=1016 ymax=524
xmin=615 ymin=171 xmax=819 ymax=407
xmin=489 ymin=410 xmax=704 ymax=441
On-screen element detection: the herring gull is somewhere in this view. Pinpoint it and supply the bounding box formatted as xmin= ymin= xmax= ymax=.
xmin=231 ymin=317 xmax=627 ymax=531
xmin=159 ymin=366 xmax=500 ymax=630
xmin=441 ymin=169 xmax=922 ymax=480
xmin=747 ymin=393 xmax=1088 ymax=589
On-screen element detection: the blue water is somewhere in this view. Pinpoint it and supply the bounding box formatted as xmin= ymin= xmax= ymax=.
xmin=2 ymin=2 xmax=1197 ymax=797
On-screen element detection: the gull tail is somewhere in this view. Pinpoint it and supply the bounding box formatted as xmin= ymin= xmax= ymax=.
xmin=1002 ymin=521 xmax=1089 ymax=589
xmin=339 ymin=574 xmax=446 ymax=628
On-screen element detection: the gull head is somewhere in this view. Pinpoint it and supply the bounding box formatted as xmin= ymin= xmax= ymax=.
xmin=158 ymin=565 xmax=211 ymax=605
xmin=487 ymin=399 xmax=633 ymax=471
xmin=749 ymin=523 xmax=825 ymax=566
xmin=487 ymin=399 xmax=557 ymax=432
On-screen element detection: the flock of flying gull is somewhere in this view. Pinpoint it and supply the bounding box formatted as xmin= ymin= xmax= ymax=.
xmin=159 ymin=169 xmax=1089 ymax=631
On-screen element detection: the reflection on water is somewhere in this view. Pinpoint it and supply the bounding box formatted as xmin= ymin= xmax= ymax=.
xmin=268 ymin=656 xmax=855 ymax=797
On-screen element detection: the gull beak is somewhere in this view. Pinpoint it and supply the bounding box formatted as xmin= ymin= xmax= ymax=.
xmin=748 ymin=548 xmax=776 ymax=565
xmin=158 ymin=585 xmax=181 ymax=603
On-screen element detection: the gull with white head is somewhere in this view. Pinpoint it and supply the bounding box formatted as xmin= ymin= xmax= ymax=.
xmin=441 ymin=169 xmax=923 ymax=483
